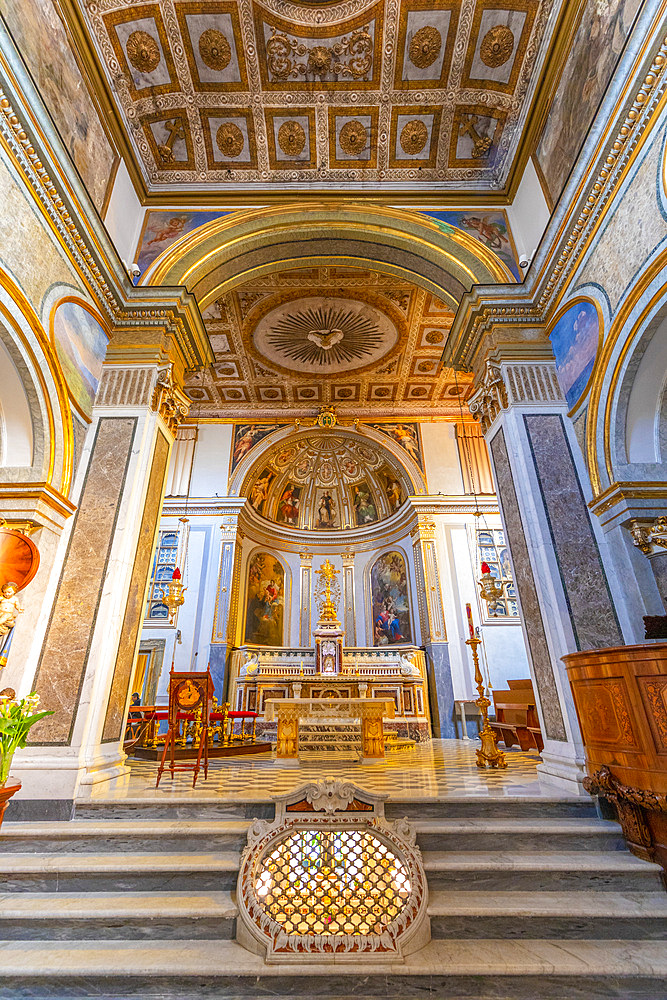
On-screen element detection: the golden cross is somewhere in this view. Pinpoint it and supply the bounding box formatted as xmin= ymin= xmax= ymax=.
xmin=316 ymin=559 xmax=339 ymax=585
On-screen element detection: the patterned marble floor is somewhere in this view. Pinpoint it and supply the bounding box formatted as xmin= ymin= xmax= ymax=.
xmin=84 ymin=739 xmax=561 ymax=804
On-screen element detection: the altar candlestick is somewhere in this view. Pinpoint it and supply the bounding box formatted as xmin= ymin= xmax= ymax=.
xmin=465 ymin=603 xmax=475 ymax=639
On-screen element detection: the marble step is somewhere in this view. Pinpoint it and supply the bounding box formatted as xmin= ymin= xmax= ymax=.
xmin=414 ymin=817 xmax=625 ymax=852
xmin=71 ymin=795 xmax=598 ymax=822
xmin=0 ymin=852 xmax=240 ymax=893
xmin=428 ymin=890 xmax=667 ymax=940
xmin=0 ymin=938 xmax=665 ymax=1000
xmin=0 ymin=816 xmax=624 ymax=855
xmin=0 ymin=819 xmax=250 ymax=854
xmin=423 ymin=851 xmax=664 ymax=892
xmin=0 ymin=891 xmax=237 ymax=941
xmin=385 ymin=797 xmax=599 ymax=820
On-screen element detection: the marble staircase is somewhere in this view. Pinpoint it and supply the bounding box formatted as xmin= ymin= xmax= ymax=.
xmin=0 ymin=796 xmax=666 ymax=998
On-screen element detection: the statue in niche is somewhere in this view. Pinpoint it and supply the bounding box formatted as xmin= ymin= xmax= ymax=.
xmin=0 ymin=582 xmax=23 ymax=668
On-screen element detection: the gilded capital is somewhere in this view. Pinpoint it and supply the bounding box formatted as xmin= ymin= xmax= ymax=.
xmin=151 ymin=364 xmax=190 ymax=434
xmin=468 ymin=361 xmax=508 ymax=433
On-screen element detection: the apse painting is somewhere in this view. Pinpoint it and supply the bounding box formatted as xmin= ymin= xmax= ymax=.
xmin=52 ymin=300 xmax=109 ymax=419
xmin=371 ymin=551 xmax=412 ymax=646
xmin=380 ymin=468 xmax=405 ymax=512
xmin=276 ymin=482 xmax=302 ymax=526
xmin=314 ymin=490 xmax=338 ymax=530
xmin=244 ymin=552 xmax=284 ymax=646
xmin=351 ymin=481 xmax=379 ymax=526
xmin=249 ymin=467 xmax=275 ymax=516
xmin=370 ymin=423 xmax=424 ymax=472
xmin=231 ymin=423 xmax=284 ymax=473
xmin=535 ymin=0 xmax=642 ymax=204
xmin=135 ymin=210 xmax=230 ymax=275
xmin=422 ymin=210 xmax=521 ymax=281
xmin=549 ymin=301 xmax=600 ymax=408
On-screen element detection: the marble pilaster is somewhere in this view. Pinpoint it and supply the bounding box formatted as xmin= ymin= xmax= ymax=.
xmin=474 ymin=360 xmax=627 ymax=793
xmin=9 ymin=363 xmax=187 ymax=808
xmin=411 ymin=511 xmax=454 ymax=737
xmin=299 ymin=552 xmax=313 ymax=647
xmin=341 ymin=551 xmax=356 ymax=645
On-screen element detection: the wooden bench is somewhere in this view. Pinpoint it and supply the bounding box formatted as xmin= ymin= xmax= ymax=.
xmin=490 ymin=680 xmax=543 ymax=752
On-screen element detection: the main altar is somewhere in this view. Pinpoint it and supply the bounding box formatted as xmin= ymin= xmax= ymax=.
xmin=227 ymin=559 xmax=431 ymax=746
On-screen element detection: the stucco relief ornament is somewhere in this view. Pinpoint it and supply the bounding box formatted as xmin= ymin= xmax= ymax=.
xmin=216 ymin=123 xmax=244 ymax=157
xmin=339 ymin=120 xmax=368 ymax=155
xmin=199 ymin=29 xmax=232 ymax=71
xmin=400 ymin=120 xmax=428 ymax=155
xmin=266 ymin=27 xmax=372 ymax=81
xmin=479 ymin=25 xmax=515 ymax=68
xmin=278 ymin=120 xmax=306 ymax=156
xmin=408 ymin=26 xmax=441 ymax=69
xmin=151 ymin=365 xmax=190 ymax=434
xmin=126 ymin=30 xmax=161 ymax=73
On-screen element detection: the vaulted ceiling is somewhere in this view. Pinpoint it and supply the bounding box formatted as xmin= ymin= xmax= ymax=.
xmin=73 ymin=0 xmax=565 ymax=194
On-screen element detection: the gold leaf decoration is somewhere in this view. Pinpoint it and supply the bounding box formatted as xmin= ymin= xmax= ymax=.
xmin=408 ymin=26 xmax=441 ymax=69
xmin=216 ymin=122 xmax=244 ymax=157
xmin=199 ymin=29 xmax=232 ymax=71
xmin=399 ymin=119 xmax=428 ymax=155
xmin=479 ymin=25 xmax=515 ymax=69
xmin=126 ymin=30 xmax=161 ymax=73
xmin=339 ymin=120 xmax=368 ymax=155
xmin=278 ymin=120 xmax=307 ymax=157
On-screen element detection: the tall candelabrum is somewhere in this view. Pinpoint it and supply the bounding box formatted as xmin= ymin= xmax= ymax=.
xmin=466 ymin=636 xmax=507 ymax=770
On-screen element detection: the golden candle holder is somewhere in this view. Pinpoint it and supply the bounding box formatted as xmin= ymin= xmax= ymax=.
xmin=466 ymin=636 xmax=507 ymax=769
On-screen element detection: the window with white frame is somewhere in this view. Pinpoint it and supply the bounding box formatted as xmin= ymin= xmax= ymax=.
xmin=145 ymin=530 xmax=180 ymax=622
xmin=476 ymin=527 xmax=519 ymax=621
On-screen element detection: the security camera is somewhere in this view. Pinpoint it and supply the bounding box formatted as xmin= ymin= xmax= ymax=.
xmin=130 ymin=264 xmax=141 ymax=279
xmin=519 ymin=255 xmax=532 ymax=270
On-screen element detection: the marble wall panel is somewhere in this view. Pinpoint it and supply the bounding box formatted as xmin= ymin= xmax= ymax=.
xmin=524 ymin=414 xmax=623 ymax=651
xmin=490 ymin=429 xmax=567 ymax=741
xmin=102 ymin=431 xmax=170 ymax=741
xmin=32 ymin=417 xmax=136 ymax=744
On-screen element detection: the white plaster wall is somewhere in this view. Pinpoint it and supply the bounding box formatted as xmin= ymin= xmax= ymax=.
xmin=0 ymin=335 xmax=33 ymax=466
xmin=420 ymin=423 xmax=464 ymax=494
xmin=507 ymin=157 xmax=551 ymax=269
xmin=189 ymin=423 xmax=233 ymax=497
xmin=625 ymin=318 xmax=667 ymax=462
xmin=102 ymin=159 xmax=143 ymax=270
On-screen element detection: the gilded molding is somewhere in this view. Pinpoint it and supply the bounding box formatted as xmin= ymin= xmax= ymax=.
xmin=468 ymin=360 xmax=508 ymax=433
xmin=627 ymin=516 xmax=667 ymax=557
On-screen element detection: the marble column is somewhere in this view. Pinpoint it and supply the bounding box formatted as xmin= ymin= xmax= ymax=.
xmin=411 ymin=510 xmax=453 ymax=737
xmin=210 ymin=500 xmax=246 ymax=698
xmin=470 ymin=360 xmax=625 ymax=793
xmin=9 ymin=364 xmax=188 ymax=814
xmin=341 ymin=551 xmax=356 ymax=645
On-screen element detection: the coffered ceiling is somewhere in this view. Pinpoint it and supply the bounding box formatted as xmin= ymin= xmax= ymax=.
xmin=72 ymin=0 xmax=565 ymax=194
xmin=183 ymin=265 xmax=472 ymax=417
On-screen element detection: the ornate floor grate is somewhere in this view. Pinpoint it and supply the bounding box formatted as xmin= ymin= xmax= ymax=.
xmin=256 ymin=829 xmax=410 ymax=936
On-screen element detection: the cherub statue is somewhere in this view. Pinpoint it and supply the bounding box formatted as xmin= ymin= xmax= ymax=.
xmin=241 ymin=650 xmax=260 ymax=677
xmin=0 ymin=582 xmax=22 ymax=638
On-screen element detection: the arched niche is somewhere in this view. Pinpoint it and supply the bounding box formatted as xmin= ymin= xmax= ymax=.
xmin=232 ymin=424 xmax=425 ymax=538
xmin=0 ymin=270 xmax=73 ymax=495
xmin=367 ymin=549 xmax=414 ymax=648
xmin=0 ymin=334 xmax=33 ymax=468
xmin=242 ymin=548 xmax=289 ymax=647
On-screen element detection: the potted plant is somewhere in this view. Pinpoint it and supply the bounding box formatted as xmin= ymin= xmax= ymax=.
xmin=0 ymin=689 xmax=52 ymax=827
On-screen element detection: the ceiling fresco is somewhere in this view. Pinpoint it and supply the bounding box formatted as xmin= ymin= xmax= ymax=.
xmin=76 ymin=0 xmax=563 ymax=192
xmin=183 ymin=265 xmax=473 ymax=417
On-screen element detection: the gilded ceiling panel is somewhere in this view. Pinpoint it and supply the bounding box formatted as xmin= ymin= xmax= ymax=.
xmin=76 ymin=0 xmax=560 ymax=191
xmin=183 ymin=264 xmax=472 ymax=417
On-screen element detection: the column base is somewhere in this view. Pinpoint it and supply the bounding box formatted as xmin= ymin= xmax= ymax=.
xmin=536 ymin=744 xmax=588 ymax=797
xmin=9 ymin=744 xmax=130 ymax=816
